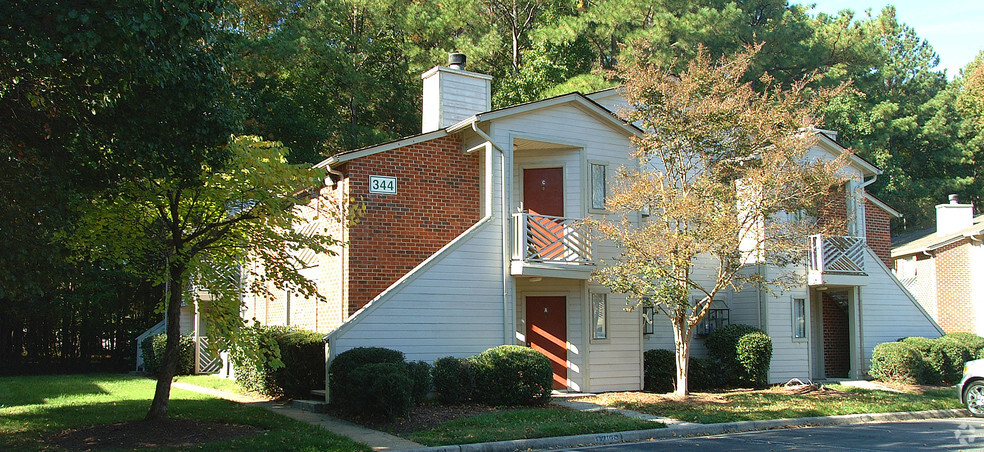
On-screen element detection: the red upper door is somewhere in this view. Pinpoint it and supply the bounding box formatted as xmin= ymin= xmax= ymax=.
xmin=523 ymin=168 xmax=564 ymax=216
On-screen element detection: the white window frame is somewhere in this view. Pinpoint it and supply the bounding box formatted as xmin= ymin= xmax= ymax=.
xmin=792 ymin=297 xmax=808 ymax=341
xmin=588 ymin=161 xmax=609 ymax=214
xmin=591 ymin=292 xmax=608 ymax=340
xmin=642 ymin=306 xmax=655 ymax=335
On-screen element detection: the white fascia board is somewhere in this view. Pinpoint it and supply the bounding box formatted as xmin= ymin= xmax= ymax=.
xmin=864 ymin=192 xmax=903 ymax=218
xmin=315 ymin=130 xmax=450 ymax=168
xmin=474 ymin=94 xmax=641 ymax=138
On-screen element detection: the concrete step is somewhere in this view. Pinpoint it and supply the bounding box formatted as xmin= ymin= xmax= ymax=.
xmin=291 ymin=398 xmax=330 ymax=414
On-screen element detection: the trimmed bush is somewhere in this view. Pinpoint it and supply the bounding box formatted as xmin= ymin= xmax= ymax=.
xmin=643 ymin=349 xmax=676 ymax=393
xmin=141 ymin=334 xmax=195 ymax=375
xmin=230 ymin=325 xmax=325 ymax=398
xmin=707 ymin=324 xmax=773 ymax=387
xmin=932 ymin=338 xmax=972 ymax=385
xmin=406 ymin=360 xmax=433 ymax=404
xmin=348 ymin=362 xmax=414 ymax=420
xmin=688 ymin=356 xmax=723 ymax=391
xmin=944 ymin=332 xmax=984 ymax=357
xmin=735 ymin=332 xmax=773 ymax=387
xmin=432 ymin=356 xmax=475 ymax=405
xmin=328 ymin=347 xmax=406 ymax=408
xmin=870 ymin=341 xmax=924 ymax=384
xmin=470 ymin=345 xmax=552 ymax=406
xmin=901 ymin=337 xmax=940 ymax=384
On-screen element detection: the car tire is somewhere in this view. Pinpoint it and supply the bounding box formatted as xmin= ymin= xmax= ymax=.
xmin=965 ymin=381 xmax=984 ymax=417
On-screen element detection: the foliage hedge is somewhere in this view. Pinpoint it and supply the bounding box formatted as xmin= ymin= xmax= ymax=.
xmin=469 ymin=345 xmax=552 ymax=406
xmin=230 ymin=325 xmax=325 ymax=398
xmin=141 ymin=334 xmax=195 ymax=375
xmin=869 ymin=341 xmax=925 ymax=384
xmin=706 ymin=324 xmax=773 ymax=387
xmin=643 ymin=349 xmax=724 ymax=392
xmin=432 ymin=356 xmax=475 ymax=405
xmin=328 ymin=347 xmax=407 ymax=411
xmin=406 ymin=360 xmax=433 ymax=404
xmin=873 ymin=333 xmax=983 ymax=385
xmin=348 ymin=362 xmax=414 ymax=420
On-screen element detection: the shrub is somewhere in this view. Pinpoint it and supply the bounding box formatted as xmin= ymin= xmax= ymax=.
xmin=141 ymin=334 xmax=195 ymax=375
xmin=432 ymin=356 xmax=475 ymax=405
xmin=643 ymin=349 xmax=675 ymax=393
xmin=870 ymin=341 xmax=924 ymax=384
xmin=707 ymin=324 xmax=772 ymax=386
xmin=406 ymin=360 xmax=433 ymax=404
xmin=901 ymin=337 xmax=940 ymax=384
xmin=944 ymin=332 xmax=984 ymax=357
xmin=470 ymin=345 xmax=552 ymax=406
xmin=328 ymin=347 xmax=406 ymax=408
xmin=348 ymin=362 xmax=414 ymax=420
xmin=688 ymin=356 xmax=723 ymax=391
xmin=932 ymin=338 xmax=972 ymax=385
xmin=230 ymin=325 xmax=325 ymax=398
xmin=735 ymin=332 xmax=773 ymax=387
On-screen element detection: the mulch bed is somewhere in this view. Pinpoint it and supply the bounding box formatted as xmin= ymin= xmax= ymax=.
xmin=47 ymin=418 xmax=263 ymax=451
xmin=330 ymin=403 xmax=504 ymax=435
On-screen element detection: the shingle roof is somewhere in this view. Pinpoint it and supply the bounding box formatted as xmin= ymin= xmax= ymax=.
xmin=891 ymin=214 xmax=984 ymax=257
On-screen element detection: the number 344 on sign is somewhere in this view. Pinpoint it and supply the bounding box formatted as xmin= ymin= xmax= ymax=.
xmin=369 ymin=175 xmax=397 ymax=194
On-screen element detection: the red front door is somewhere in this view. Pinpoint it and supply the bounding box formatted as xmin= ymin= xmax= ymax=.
xmin=524 ymin=168 xmax=565 ymax=260
xmin=526 ymin=296 xmax=567 ymax=389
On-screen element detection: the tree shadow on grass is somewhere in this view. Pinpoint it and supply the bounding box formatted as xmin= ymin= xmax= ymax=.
xmin=0 ymin=375 xmax=116 ymax=408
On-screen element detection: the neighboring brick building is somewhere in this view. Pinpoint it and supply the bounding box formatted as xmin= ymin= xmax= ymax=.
xmin=893 ymin=196 xmax=984 ymax=334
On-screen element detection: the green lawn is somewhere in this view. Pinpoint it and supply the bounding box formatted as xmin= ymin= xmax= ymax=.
xmin=0 ymin=374 xmax=369 ymax=451
xmin=407 ymin=405 xmax=661 ymax=446
xmin=579 ymin=385 xmax=961 ymax=424
xmin=174 ymin=374 xmax=254 ymax=396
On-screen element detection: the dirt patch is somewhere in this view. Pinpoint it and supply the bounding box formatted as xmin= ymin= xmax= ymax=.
xmin=771 ymin=383 xmax=852 ymax=397
xmin=330 ymin=403 xmax=504 ymax=435
xmin=574 ymin=391 xmax=731 ymax=407
xmin=47 ymin=418 xmax=263 ymax=451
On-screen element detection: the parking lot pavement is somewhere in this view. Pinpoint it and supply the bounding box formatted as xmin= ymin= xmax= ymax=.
xmin=572 ymin=417 xmax=984 ymax=451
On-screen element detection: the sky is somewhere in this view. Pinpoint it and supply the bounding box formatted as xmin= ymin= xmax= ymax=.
xmin=794 ymin=0 xmax=984 ymax=78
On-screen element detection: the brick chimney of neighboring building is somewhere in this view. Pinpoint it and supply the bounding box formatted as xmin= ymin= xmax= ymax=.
xmin=421 ymin=53 xmax=493 ymax=133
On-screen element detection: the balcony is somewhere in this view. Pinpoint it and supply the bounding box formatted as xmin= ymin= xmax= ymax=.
xmin=807 ymin=235 xmax=867 ymax=286
xmin=511 ymin=212 xmax=594 ymax=279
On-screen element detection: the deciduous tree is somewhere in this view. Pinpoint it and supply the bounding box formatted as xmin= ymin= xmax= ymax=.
xmin=588 ymin=45 xmax=847 ymax=396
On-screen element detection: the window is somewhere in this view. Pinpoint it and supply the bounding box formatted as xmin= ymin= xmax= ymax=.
xmin=642 ymin=306 xmax=655 ymax=335
xmin=696 ymin=306 xmax=729 ymax=336
xmin=793 ymin=298 xmax=807 ymax=339
xmin=591 ymin=292 xmax=607 ymax=339
xmin=590 ymin=163 xmax=607 ymax=211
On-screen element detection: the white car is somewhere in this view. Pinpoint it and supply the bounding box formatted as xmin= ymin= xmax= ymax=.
xmin=960 ymin=359 xmax=984 ymax=417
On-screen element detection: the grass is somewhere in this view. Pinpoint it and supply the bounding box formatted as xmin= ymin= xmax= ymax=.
xmin=578 ymin=384 xmax=961 ymax=424
xmin=0 ymin=373 xmax=369 ymax=451
xmin=174 ymin=374 xmax=254 ymax=396
xmin=407 ymin=405 xmax=661 ymax=446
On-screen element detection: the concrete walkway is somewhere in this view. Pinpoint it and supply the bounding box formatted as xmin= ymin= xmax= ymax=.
xmin=172 ymin=381 xmax=423 ymax=451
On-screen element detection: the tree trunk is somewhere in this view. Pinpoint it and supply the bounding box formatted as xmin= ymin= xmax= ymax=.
xmin=145 ymin=262 xmax=185 ymax=421
xmin=672 ymin=318 xmax=690 ymax=397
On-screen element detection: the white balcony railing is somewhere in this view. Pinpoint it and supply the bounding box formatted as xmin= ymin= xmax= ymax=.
xmin=808 ymin=235 xmax=865 ymax=275
xmin=513 ymin=213 xmax=592 ymax=265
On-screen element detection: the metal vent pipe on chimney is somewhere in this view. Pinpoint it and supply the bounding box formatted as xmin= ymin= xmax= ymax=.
xmin=448 ymin=53 xmax=466 ymax=70
xmin=949 ymin=194 xmax=959 ymax=204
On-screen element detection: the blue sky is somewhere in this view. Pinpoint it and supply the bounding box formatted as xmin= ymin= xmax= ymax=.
xmin=794 ymin=0 xmax=984 ymax=77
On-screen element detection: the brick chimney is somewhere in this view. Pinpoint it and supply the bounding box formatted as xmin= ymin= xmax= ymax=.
xmin=936 ymin=194 xmax=974 ymax=236
xmin=421 ymin=53 xmax=493 ymax=133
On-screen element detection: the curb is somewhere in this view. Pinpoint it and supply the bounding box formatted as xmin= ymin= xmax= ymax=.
xmin=401 ymin=408 xmax=969 ymax=452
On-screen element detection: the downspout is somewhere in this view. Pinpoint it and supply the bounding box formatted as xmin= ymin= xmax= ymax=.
xmin=323 ymin=166 xmax=345 ymax=403
xmin=471 ymin=122 xmax=513 ymax=345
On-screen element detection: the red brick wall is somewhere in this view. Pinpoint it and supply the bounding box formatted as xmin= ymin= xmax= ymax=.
xmin=343 ymin=135 xmax=481 ymax=316
xmin=818 ymin=185 xmax=848 ymax=235
xmin=822 ymin=292 xmax=851 ymax=378
xmin=864 ymin=199 xmax=894 ymax=267
xmin=935 ymin=239 xmax=975 ymax=333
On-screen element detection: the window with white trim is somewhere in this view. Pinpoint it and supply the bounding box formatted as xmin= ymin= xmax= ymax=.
xmin=643 ymin=306 xmax=655 ymax=335
xmin=695 ymin=300 xmax=729 ymax=336
xmin=590 ymin=163 xmax=607 ymax=211
xmin=591 ymin=292 xmax=608 ymax=339
xmin=793 ymin=297 xmax=807 ymax=339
